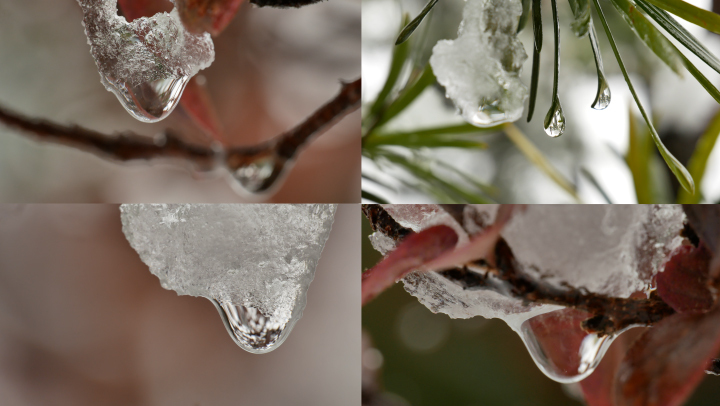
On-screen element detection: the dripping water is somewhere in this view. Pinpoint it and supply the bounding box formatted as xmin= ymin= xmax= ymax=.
xmin=589 ymin=23 xmax=611 ymax=110
xmin=211 ymin=298 xmax=296 ymax=354
xmin=103 ymin=74 xmax=189 ymax=123
xmin=472 ymin=99 xmax=509 ymax=126
xmin=543 ymin=98 xmax=565 ymax=137
xmin=229 ymin=155 xmax=285 ymax=194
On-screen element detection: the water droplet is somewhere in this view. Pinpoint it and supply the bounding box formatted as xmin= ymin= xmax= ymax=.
xmin=229 ymin=155 xmax=284 ymax=194
xmin=592 ymin=82 xmax=611 ymax=110
xmin=471 ymin=99 xmax=515 ymax=126
xmin=103 ymin=75 xmax=189 ymax=123
xmin=543 ymin=98 xmax=565 ymax=137
xmin=514 ymin=308 xmax=625 ymax=383
xmin=589 ymin=23 xmax=611 ymax=110
xmin=211 ymin=298 xmax=296 ymax=354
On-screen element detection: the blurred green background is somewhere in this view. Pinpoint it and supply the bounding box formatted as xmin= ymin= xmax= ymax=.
xmin=361 ymin=210 xmax=720 ymax=406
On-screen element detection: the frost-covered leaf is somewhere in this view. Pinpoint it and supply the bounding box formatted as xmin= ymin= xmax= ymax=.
xmin=656 ymin=244 xmax=714 ymax=314
xmin=429 ymin=0 xmax=528 ymax=127
xmin=615 ymin=305 xmax=720 ymax=406
xmin=362 ymin=225 xmax=459 ymax=305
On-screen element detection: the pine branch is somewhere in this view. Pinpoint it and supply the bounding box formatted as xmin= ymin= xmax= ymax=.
xmin=0 ymin=78 xmax=360 ymax=174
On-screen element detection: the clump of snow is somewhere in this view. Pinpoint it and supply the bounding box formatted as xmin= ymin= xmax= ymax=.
xmin=369 ymin=205 xmax=686 ymax=325
xmin=429 ymin=0 xmax=528 ymax=127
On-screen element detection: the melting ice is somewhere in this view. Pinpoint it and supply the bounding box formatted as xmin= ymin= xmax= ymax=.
xmin=370 ymin=204 xmax=687 ymax=381
xmin=120 ymin=204 xmax=336 ymax=353
xmin=429 ymin=0 xmax=528 ymax=127
xmin=77 ymin=0 xmax=215 ymax=122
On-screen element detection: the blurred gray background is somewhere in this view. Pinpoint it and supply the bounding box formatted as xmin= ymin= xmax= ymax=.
xmin=0 ymin=204 xmax=359 ymax=405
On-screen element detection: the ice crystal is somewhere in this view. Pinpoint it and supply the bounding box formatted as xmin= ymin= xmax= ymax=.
xmin=121 ymin=204 xmax=336 ymax=353
xmin=77 ymin=0 xmax=215 ymax=122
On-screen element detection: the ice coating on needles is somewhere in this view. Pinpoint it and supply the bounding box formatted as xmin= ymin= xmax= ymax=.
xmin=120 ymin=204 xmax=336 ymax=353
xmin=369 ymin=205 xmax=687 ymax=381
xmin=429 ymin=0 xmax=528 ymax=127
xmin=77 ymin=0 xmax=215 ymax=122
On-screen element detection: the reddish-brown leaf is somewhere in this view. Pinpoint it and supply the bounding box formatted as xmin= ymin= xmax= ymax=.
xmin=615 ymin=305 xmax=720 ymax=406
xmin=656 ymin=244 xmax=714 ymax=314
xmin=421 ymin=204 xmax=519 ymax=271
xmin=179 ymin=76 xmax=226 ymax=144
xmin=361 ymin=225 xmax=458 ymax=306
xmin=580 ymin=328 xmax=644 ymax=406
xmin=117 ymin=0 xmax=173 ymax=21
xmin=175 ymin=0 xmax=244 ymax=36
xmin=682 ymin=205 xmax=720 ymax=255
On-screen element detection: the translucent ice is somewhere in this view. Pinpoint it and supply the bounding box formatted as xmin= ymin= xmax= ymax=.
xmin=429 ymin=0 xmax=528 ymax=127
xmin=120 ymin=204 xmax=336 ymax=353
xmin=77 ymin=0 xmax=215 ymax=122
xmin=370 ymin=205 xmax=687 ymax=381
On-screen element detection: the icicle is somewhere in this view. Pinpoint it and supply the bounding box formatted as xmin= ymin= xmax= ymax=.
xmin=120 ymin=204 xmax=337 ymax=353
xmin=76 ymin=0 xmax=215 ymax=122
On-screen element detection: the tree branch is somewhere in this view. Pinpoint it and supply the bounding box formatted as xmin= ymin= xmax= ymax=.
xmin=0 ymin=78 xmax=360 ymax=182
xmin=363 ymin=204 xmax=678 ymax=336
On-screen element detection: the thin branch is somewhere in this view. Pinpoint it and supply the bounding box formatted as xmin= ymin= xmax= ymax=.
xmin=0 ymin=78 xmax=361 ymax=176
xmin=363 ymin=204 xmax=678 ymax=336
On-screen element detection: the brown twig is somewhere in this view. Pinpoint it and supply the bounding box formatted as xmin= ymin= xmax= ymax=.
xmin=0 ymin=78 xmax=361 ymax=180
xmin=364 ymin=204 xmax=678 ymax=336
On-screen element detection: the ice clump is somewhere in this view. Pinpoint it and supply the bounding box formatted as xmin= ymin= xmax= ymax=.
xmin=429 ymin=0 xmax=528 ymax=127
xmin=77 ymin=0 xmax=215 ymax=122
xmin=369 ymin=205 xmax=687 ymax=381
xmin=120 ymin=204 xmax=336 ymax=353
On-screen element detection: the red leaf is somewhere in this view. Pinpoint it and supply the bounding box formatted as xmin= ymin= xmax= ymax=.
xmin=117 ymin=0 xmax=172 ymax=21
xmin=580 ymin=329 xmax=643 ymax=406
xmin=657 ymin=244 xmax=714 ymax=314
xmin=175 ymin=0 xmax=245 ymax=36
xmin=361 ymin=225 xmax=458 ymax=306
xmin=179 ymin=76 xmax=226 ymax=144
xmin=421 ymin=204 xmax=519 ymax=272
xmin=682 ymin=205 xmax=720 ymax=255
xmin=615 ymin=305 xmax=720 ymax=406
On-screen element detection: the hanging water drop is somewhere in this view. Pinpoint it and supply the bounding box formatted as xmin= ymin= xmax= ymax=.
xmin=472 ymin=99 xmax=513 ymax=126
xmin=514 ymin=308 xmax=623 ymax=383
xmin=229 ymin=154 xmax=285 ymax=194
xmin=543 ymin=98 xmax=565 ymax=137
xmin=592 ymin=81 xmax=611 ymax=110
xmin=104 ymin=75 xmax=189 ymax=122
xmin=212 ymin=299 xmax=297 ymax=353
xmin=588 ymin=23 xmax=611 ymax=110
xmin=120 ymin=204 xmax=337 ymax=353
xmin=76 ymin=0 xmax=214 ymax=123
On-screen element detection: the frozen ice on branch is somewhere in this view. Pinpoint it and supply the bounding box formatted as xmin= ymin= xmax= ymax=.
xmin=77 ymin=0 xmax=215 ymax=122
xmin=121 ymin=204 xmax=336 ymax=353
xmin=369 ymin=204 xmax=687 ymax=381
